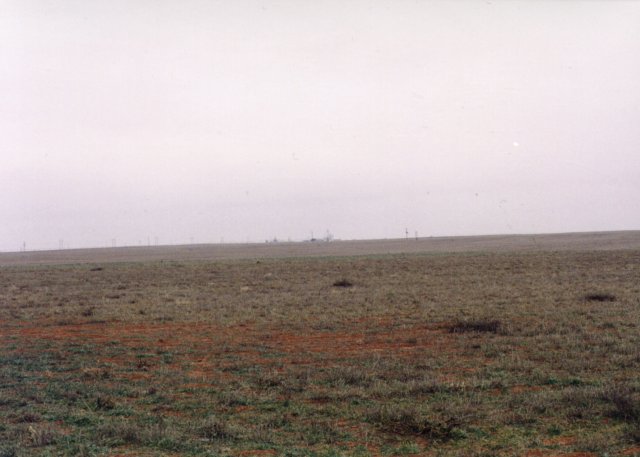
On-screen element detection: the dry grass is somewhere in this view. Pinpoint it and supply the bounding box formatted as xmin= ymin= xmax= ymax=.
xmin=1 ymin=244 xmax=640 ymax=456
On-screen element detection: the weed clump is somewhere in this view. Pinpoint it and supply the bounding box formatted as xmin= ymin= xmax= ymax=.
xmin=604 ymin=385 xmax=640 ymax=422
xmin=325 ymin=366 xmax=374 ymax=387
xmin=332 ymin=279 xmax=353 ymax=288
xmin=17 ymin=412 xmax=41 ymax=423
xmin=584 ymin=293 xmax=616 ymax=302
xmin=95 ymin=396 xmax=115 ymax=410
xmin=27 ymin=425 xmax=57 ymax=447
xmin=304 ymin=420 xmax=343 ymax=445
xmin=448 ymin=319 xmax=501 ymax=334
xmin=81 ymin=307 xmax=95 ymax=317
xmin=0 ymin=447 xmax=17 ymax=457
xmin=95 ymin=420 xmax=185 ymax=448
xmin=199 ymin=416 xmax=236 ymax=441
xmin=366 ymin=404 xmax=463 ymax=441
xmin=602 ymin=385 xmax=640 ymax=443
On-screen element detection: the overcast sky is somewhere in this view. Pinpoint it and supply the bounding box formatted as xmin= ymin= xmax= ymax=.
xmin=1 ymin=0 xmax=639 ymax=251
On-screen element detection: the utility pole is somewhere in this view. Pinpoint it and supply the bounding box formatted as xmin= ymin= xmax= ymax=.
xmin=325 ymin=229 xmax=333 ymax=242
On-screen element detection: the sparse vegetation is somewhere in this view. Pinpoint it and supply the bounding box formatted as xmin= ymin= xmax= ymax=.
xmin=1 ymin=248 xmax=639 ymax=455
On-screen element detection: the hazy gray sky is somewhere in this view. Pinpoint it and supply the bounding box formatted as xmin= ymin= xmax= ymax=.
xmin=2 ymin=0 xmax=639 ymax=251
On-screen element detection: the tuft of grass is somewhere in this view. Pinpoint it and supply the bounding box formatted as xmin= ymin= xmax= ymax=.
xmin=27 ymin=425 xmax=57 ymax=447
xmin=95 ymin=395 xmax=115 ymax=411
xmin=325 ymin=366 xmax=374 ymax=387
xmin=0 ymin=448 xmax=17 ymax=457
xmin=199 ymin=416 xmax=236 ymax=441
xmin=626 ymin=423 xmax=640 ymax=443
xmin=366 ymin=404 xmax=464 ymax=441
xmin=304 ymin=420 xmax=343 ymax=445
xmin=16 ymin=412 xmax=41 ymax=423
xmin=448 ymin=319 xmax=501 ymax=334
xmin=604 ymin=385 xmax=640 ymax=422
xmin=81 ymin=307 xmax=95 ymax=317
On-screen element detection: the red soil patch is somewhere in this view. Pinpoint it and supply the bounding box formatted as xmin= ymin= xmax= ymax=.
xmin=341 ymin=441 xmax=384 ymax=457
xmin=525 ymin=452 xmax=596 ymax=457
xmin=266 ymin=324 xmax=452 ymax=361
xmin=542 ymin=436 xmax=576 ymax=446
xmin=558 ymin=454 xmax=596 ymax=457
xmin=236 ymin=450 xmax=276 ymax=457
xmin=5 ymin=319 xmax=454 ymax=368
xmin=512 ymin=385 xmax=544 ymax=394
xmin=234 ymin=405 xmax=253 ymax=412
xmin=3 ymin=317 xmax=464 ymax=413
xmin=621 ymin=447 xmax=640 ymax=456
xmin=121 ymin=372 xmax=151 ymax=381
xmin=543 ymin=436 xmax=577 ymax=446
xmin=10 ymin=320 xmax=222 ymax=347
xmin=108 ymin=451 xmax=181 ymax=457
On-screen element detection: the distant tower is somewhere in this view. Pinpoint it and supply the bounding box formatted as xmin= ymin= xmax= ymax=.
xmin=405 ymin=228 xmax=409 ymax=240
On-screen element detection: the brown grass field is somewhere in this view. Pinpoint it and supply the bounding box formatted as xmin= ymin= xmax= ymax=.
xmin=1 ymin=231 xmax=640 ymax=456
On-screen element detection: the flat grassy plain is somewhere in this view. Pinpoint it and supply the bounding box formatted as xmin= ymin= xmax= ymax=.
xmin=1 ymin=232 xmax=640 ymax=456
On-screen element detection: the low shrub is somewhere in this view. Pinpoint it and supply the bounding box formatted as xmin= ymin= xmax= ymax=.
xmin=366 ymin=404 xmax=463 ymax=441
xmin=583 ymin=293 xmax=616 ymax=302
xmin=199 ymin=416 xmax=236 ymax=441
xmin=332 ymin=279 xmax=353 ymax=288
xmin=604 ymin=385 xmax=640 ymax=422
xmin=448 ymin=319 xmax=501 ymax=334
